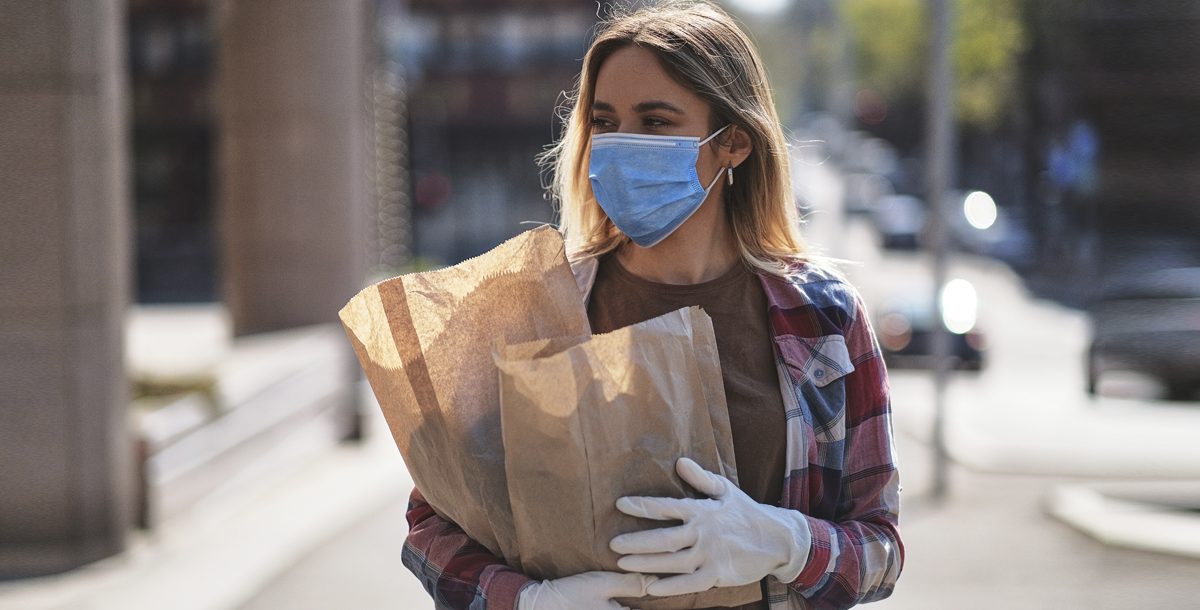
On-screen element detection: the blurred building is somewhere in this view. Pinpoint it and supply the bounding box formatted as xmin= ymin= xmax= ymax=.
xmin=1021 ymin=0 xmax=1200 ymax=295
xmin=128 ymin=0 xmax=217 ymax=302
xmin=2 ymin=0 xmax=379 ymax=578
xmin=129 ymin=0 xmax=414 ymax=300
xmin=2 ymin=0 xmax=593 ymax=579
xmin=399 ymin=0 xmax=594 ymax=264
xmin=1 ymin=0 xmax=132 ymax=579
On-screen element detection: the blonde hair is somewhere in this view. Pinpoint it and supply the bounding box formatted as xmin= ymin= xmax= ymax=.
xmin=540 ymin=0 xmax=807 ymax=276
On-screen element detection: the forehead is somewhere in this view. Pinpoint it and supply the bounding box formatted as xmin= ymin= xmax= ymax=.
xmin=593 ymin=45 xmax=708 ymax=112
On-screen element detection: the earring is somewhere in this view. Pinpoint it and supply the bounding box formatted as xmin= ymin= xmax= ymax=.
xmin=726 ymin=165 xmax=734 ymax=186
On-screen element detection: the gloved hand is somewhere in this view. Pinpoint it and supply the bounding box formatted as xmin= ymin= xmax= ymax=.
xmin=516 ymin=570 xmax=657 ymax=610
xmin=609 ymin=457 xmax=812 ymax=597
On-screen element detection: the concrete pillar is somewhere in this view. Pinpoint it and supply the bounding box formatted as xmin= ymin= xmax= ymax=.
xmin=0 ymin=0 xmax=133 ymax=577
xmin=215 ymin=0 xmax=370 ymax=336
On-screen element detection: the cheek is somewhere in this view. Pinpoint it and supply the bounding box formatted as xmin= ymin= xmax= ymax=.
xmin=696 ymin=146 xmax=725 ymax=177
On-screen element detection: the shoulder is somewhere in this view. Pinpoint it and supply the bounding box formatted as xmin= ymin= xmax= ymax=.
xmin=762 ymin=259 xmax=885 ymax=372
xmin=758 ymin=258 xmax=867 ymax=323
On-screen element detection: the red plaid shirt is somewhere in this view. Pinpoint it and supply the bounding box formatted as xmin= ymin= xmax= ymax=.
xmin=402 ymin=258 xmax=904 ymax=610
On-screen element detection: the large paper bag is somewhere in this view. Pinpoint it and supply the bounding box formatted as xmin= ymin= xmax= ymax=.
xmin=496 ymin=307 xmax=761 ymax=609
xmin=338 ymin=226 xmax=589 ymax=565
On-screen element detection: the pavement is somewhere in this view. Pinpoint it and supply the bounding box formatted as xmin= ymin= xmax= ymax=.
xmin=3 ymin=159 xmax=1198 ymax=610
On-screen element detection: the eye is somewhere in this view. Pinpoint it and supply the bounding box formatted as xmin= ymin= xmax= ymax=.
xmin=590 ymin=116 xmax=615 ymax=131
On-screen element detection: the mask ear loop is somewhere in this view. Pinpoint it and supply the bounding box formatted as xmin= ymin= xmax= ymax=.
xmin=698 ymin=124 xmax=731 ymax=146
xmin=702 ymin=164 xmax=725 ymax=195
xmin=699 ymin=124 xmax=732 ymax=196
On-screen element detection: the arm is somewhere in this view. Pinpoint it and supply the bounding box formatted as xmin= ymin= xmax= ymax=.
xmin=780 ymin=292 xmax=904 ymax=609
xmin=402 ymin=486 xmax=533 ymax=610
xmin=606 ymin=288 xmax=902 ymax=609
xmin=404 ymin=487 xmax=657 ymax=610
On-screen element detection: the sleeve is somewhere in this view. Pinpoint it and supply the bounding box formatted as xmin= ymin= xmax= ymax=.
xmin=781 ymin=289 xmax=905 ymax=609
xmin=402 ymin=486 xmax=536 ymax=610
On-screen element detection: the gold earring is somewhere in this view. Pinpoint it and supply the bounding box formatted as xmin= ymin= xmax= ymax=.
xmin=727 ymin=165 xmax=734 ymax=186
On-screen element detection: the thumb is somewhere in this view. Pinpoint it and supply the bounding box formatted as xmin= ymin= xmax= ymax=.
xmin=676 ymin=457 xmax=727 ymax=498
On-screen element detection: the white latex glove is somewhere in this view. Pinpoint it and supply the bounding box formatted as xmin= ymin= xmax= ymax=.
xmin=609 ymin=457 xmax=812 ymax=597
xmin=516 ymin=570 xmax=657 ymax=610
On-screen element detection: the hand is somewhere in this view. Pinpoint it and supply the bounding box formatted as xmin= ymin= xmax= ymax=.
xmin=609 ymin=457 xmax=812 ymax=597
xmin=516 ymin=570 xmax=657 ymax=610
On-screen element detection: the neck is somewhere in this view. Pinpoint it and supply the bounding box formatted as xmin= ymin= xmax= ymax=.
xmin=616 ymin=193 xmax=739 ymax=285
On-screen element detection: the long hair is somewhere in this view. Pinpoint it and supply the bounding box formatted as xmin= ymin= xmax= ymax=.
xmin=540 ymin=0 xmax=807 ymax=276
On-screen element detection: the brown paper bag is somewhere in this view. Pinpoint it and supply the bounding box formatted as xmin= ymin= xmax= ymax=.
xmin=338 ymin=226 xmax=589 ymax=565
xmin=341 ymin=227 xmax=760 ymax=607
xmin=496 ymin=307 xmax=761 ymax=609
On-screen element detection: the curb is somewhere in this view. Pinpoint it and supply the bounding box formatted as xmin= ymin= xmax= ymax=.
xmin=0 ymin=399 xmax=406 ymax=610
xmin=1046 ymin=482 xmax=1200 ymax=560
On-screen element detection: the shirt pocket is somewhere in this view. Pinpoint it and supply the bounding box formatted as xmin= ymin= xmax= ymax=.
xmin=774 ymin=334 xmax=855 ymax=481
xmin=774 ymin=334 xmax=855 ymax=388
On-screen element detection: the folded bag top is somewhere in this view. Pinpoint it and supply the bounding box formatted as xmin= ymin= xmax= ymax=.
xmin=338 ymin=226 xmax=589 ymax=563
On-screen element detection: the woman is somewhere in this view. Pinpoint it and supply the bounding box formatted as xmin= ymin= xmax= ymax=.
xmin=402 ymin=2 xmax=903 ymax=609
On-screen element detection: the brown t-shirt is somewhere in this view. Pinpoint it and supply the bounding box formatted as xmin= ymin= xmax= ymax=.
xmin=587 ymin=253 xmax=786 ymax=610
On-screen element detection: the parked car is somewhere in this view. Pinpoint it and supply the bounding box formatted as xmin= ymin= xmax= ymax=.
xmin=875 ymin=285 xmax=986 ymax=371
xmin=872 ymin=194 xmax=926 ymax=250
xmin=1087 ymin=267 xmax=1200 ymax=401
xmin=842 ymin=172 xmax=894 ymax=217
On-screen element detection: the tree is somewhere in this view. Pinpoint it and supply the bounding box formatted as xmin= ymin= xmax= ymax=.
xmin=843 ymin=0 xmax=1026 ymax=131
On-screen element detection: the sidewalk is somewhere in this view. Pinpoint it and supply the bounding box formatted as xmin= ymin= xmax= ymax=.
xmin=872 ymin=431 xmax=1198 ymax=610
xmin=0 ymin=394 xmax=411 ymax=610
xmin=3 ymin=375 xmax=1196 ymax=610
xmin=242 ymin=408 xmax=1200 ymax=610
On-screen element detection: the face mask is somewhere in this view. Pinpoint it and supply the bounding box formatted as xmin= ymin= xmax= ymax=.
xmin=588 ymin=125 xmax=729 ymax=248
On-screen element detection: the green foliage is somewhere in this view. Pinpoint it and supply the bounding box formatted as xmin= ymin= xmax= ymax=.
xmin=843 ymin=0 xmax=926 ymax=102
xmin=843 ymin=0 xmax=1027 ymax=129
xmin=953 ymin=0 xmax=1026 ymax=128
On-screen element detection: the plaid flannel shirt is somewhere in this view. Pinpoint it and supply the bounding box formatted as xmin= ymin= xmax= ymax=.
xmin=402 ymin=255 xmax=904 ymax=610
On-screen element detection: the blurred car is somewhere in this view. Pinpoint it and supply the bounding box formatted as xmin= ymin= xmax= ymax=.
xmin=1087 ymin=267 xmax=1200 ymax=401
xmin=875 ymin=283 xmax=986 ymax=371
xmin=872 ymin=194 xmax=926 ymax=250
xmin=842 ymin=172 xmax=894 ymax=217
xmin=947 ymin=190 xmax=1036 ymax=271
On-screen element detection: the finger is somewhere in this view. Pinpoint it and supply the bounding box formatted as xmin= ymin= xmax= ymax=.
xmin=616 ymin=546 xmax=702 ymax=575
xmin=676 ymin=457 xmax=728 ymax=498
xmin=647 ymin=570 xmax=717 ymax=597
xmin=616 ymin=496 xmax=693 ymax=521
xmin=601 ymin=573 xmax=658 ymax=598
xmin=611 ymin=524 xmax=697 ymax=555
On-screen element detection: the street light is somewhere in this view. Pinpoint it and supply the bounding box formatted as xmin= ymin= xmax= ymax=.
xmin=925 ymin=0 xmax=956 ymax=500
xmin=964 ymin=190 xmax=997 ymax=231
xmin=941 ymin=279 xmax=978 ymax=335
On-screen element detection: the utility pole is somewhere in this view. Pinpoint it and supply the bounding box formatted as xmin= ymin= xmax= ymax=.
xmin=925 ymin=0 xmax=955 ymax=500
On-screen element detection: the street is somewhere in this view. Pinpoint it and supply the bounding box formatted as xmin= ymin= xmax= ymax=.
xmin=240 ymin=161 xmax=1200 ymax=610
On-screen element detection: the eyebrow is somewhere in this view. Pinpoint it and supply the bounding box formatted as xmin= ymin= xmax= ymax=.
xmin=591 ymin=100 xmax=686 ymax=115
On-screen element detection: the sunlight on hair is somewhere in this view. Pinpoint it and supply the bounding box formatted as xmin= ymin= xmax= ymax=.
xmin=790 ymin=139 xmax=831 ymax=166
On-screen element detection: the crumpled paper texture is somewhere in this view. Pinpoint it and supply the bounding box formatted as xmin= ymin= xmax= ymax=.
xmin=496 ymin=307 xmax=760 ymax=609
xmin=339 ymin=227 xmax=760 ymax=608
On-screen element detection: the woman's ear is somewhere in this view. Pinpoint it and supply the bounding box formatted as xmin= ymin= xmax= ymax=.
xmin=719 ymin=125 xmax=753 ymax=169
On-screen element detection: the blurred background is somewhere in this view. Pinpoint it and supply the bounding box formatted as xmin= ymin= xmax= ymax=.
xmin=1 ymin=0 xmax=1198 ymax=609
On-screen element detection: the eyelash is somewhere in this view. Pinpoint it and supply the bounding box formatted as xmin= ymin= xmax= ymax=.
xmin=590 ymin=116 xmax=670 ymax=130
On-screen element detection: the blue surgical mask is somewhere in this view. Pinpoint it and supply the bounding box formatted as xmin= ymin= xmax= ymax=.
xmin=588 ymin=125 xmax=729 ymax=247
